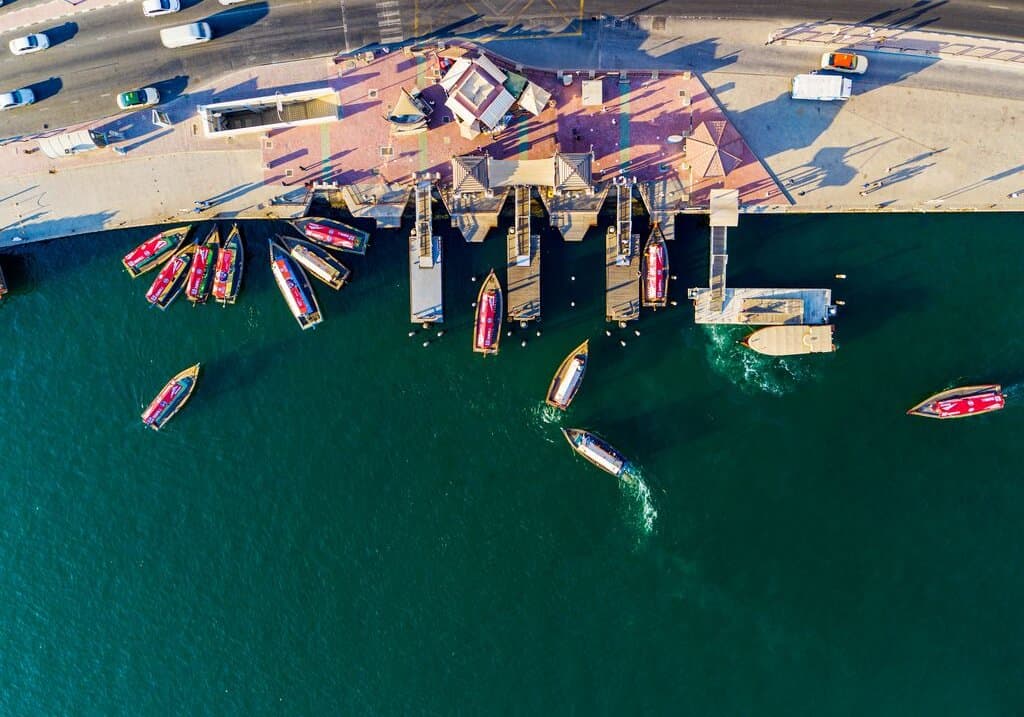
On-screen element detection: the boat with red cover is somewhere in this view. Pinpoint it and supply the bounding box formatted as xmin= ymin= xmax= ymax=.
xmin=269 ymin=239 xmax=322 ymax=330
xmin=140 ymin=363 xmax=200 ymax=431
xmin=122 ymin=225 xmax=190 ymax=278
xmin=145 ymin=244 xmax=195 ymax=310
xmin=473 ymin=269 xmax=503 ymax=355
xmin=280 ymin=235 xmax=350 ymax=290
xmin=212 ymin=223 xmax=244 ymax=305
xmin=292 ymin=217 xmax=369 ymax=255
xmin=641 ymin=227 xmax=668 ymax=308
xmin=906 ymin=384 xmax=1005 ymax=420
xmin=185 ymin=227 xmax=218 ymax=304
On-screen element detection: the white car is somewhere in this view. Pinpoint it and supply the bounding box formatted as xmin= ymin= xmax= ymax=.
xmin=116 ymin=87 xmax=160 ymax=110
xmin=820 ymin=51 xmax=869 ymax=74
xmin=219 ymin=0 xmax=251 ymax=4
xmin=9 ymin=33 xmax=50 ymax=56
xmin=0 ymin=88 xmax=36 ymax=110
xmin=142 ymin=0 xmax=181 ymax=17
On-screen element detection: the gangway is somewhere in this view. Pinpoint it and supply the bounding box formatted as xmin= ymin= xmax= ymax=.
xmin=605 ymin=178 xmax=640 ymax=323
xmin=409 ymin=177 xmax=443 ymax=324
xmin=709 ymin=225 xmax=727 ymax=313
xmin=506 ymin=186 xmax=541 ymax=323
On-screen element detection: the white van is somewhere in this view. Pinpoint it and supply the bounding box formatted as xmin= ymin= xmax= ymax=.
xmin=791 ymin=73 xmax=852 ymax=101
xmin=160 ymin=22 xmax=212 ymax=48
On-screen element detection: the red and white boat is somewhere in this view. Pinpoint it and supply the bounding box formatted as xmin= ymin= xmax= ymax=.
xmin=269 ymin=239 xmax=322 ymax=330
xmin=906 ymin=384 xmax=1005 ymax=420
xmin=641 ymin=227 xmax=668 ymax=308
xmin=472 ymin=269 xmax=503 ymax=355
xmin=292 ymin=217 xmax=368 ymax=255
xmin=185 ymin=227 xmax=218 ymax=304
xmin=122 ymin=226 xmax=190 ymax=278
xmin=145 ymin=244 xmax=195 ymax=310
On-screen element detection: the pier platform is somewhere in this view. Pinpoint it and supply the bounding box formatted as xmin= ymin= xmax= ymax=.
xmin=409 ymin=180 xmax=443 ymax=324
xmin=689 ymin=287 xmax=834 ymax=325
xmin=606 ymin=181 xmax=640 ymax=323
xmin=506 ymin=186 xmax=541 ymax=323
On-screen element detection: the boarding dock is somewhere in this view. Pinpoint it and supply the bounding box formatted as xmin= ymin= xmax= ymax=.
xmin=506 ymin=185 xmax=541 ymax=323
xmin=605 ymin=179 xmax=640 ymax=323
xmin=409 ymin=178 xmax=443 ymax=324
xmin=689 ymin=189 xmax=835 ymax=325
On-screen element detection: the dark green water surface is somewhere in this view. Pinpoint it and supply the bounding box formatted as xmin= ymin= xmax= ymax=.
xmin=1 ymin=211 xmax=1022 ymax=715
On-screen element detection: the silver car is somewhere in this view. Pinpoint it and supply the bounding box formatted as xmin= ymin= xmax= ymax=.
xmin=0 ymin=88 xmax=36 ymax=110
xmin=9 ymin=33 xmax=50 ymax=56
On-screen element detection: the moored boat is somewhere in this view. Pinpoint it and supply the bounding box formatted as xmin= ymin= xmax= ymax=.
xmin=641 ymin=228 xmax=669 ymax=307
xmin=185 ymin=227 xmax=218 ymax=304
xmin=122 ymin=226 xmax=190 ymax=278
xmin=907 ymin=384 xmax=1005 ymax=420
xmin=269 ymin=239 xmax=322 ymax=330
xmin=140 ymin=363 xmax=200 ymax=431
xmin=212 ymin=223 xmax=244 ymax=305
xmin=561 ymin=428 xmax=630 ymax=479
xmin=145 ymin=244 xmax=195 ymax=310
xmin=741 ymin=324 xmax=835 ymax=356
xmin=0 ymin=260 xmax=7 ymax=300
xmin=292 ymin=216 xmax=369 ymax=255
xmin=473 ymin=269 xmax=503 ymax=355
xmin=546 ymin=339 xmax=589 ymax=410
xmin=280 ymin=235 xmax=351 ymax=290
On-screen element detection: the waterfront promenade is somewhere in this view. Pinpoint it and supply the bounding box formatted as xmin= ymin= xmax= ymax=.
xmin=3 ymin=15 xmax=1024 ymax=246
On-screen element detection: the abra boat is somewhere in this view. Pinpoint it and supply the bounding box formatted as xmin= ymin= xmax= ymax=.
xmin=140 ymin=363 xmax=200 ymax=431
xmin=145 ymin=243 xmax=195 ymax=310
xmin=269 ymin=239 xmax=322 ymax=330
xmin=741 ymin=324 xmax=835 ymax=356
xmin=122 ymin=226 xmax=190 ymax=278
xmin=473 ymin=269 xmax=503 ymax=355
xmin=280 ymin=235 xmax=351 ymax=290
xmin=212 ymin=223 xmax=244 ymax=305
xmin=906 ymin=384 xmax=1005 ymax=420
xmin=641 ymin=229 xmax=669 ymax=308
xmin=292 ymin=217 xmax=369 ymax=255
xmin=185 ymin=227 xmax=218 ymax=304
xmin=546 ymin=339 xmax=589 ymax=410
xmin=561 ymin=428 xmax=630 ymax=479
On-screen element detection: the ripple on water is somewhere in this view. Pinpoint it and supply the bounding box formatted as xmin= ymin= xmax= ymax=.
xmin=703 ymin=325 xmax=821 ymax=396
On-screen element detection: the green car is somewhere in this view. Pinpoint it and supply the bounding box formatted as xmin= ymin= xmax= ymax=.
xmin=117 ymin=87 xmax=160 ymax=111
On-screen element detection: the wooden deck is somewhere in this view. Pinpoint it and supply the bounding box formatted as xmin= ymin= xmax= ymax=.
xmin=506 ymin=186 xmax=540 ymax=323
xmin=605 ymin=226 xmax=640 ymax=323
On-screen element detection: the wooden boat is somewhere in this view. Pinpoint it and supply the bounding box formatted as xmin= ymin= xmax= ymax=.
xmin=145 ymin=243 xmax=195 ymax=310
xmin=269 ymin=239 xmax=322 ymax=330
xmin=561 ymin=428 xmax=630 ymax=479
xmin=212 ymin=223 xmax=244 ymax=305
xmin=546 ymin=339 xmax=589 ymax=410
xmin=279 ymin=235 xmax=351 ymax=290
xmin=0 ymin=260 xmax=7 ymax=300
xmin=741 ymin=325 xmax=835 ymax=356
xmin=122 ymin=225 xmax=190 ymax=278
xmin=641 ymin=227 xmax=669 ymax=308
xmin=140 ymin=363 xmax=200 ymax=431
xmin=185 ymin=227 xmax=218 ymax=304
xmin=292 ymin=216 xmax=369 ymax=255
xmin=472 ymin=269 xmax=503 ymax=355
xmin=907 ymin=384 xmax=1005 ymax=420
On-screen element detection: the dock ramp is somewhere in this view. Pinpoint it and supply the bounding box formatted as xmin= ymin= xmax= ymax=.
xmin=506 ymin=186 xmax=541 ymax=323
xmin=606 ymin=180 xmax=640 ymax=323
xmin=409 ymin=178 xmax=443 ymax=324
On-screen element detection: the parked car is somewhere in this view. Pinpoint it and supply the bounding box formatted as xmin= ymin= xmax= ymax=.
xmin=219 ymin=0 xmax=252 ymax=4
xmin=117 ymin=87 xmax=160 ymax=110
xmin=820 ymin=52 xmax=869 ymax=74
xmin=142 ymin=0 xmax=181 ymax=17
xmin=9 ymin=33 xmax=50 ymax=56
xmin=0 ymin=88 xmax=36 ymax=110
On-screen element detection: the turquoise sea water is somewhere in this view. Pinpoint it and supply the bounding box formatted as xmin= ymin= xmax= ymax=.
xmin=1 ymin=210 xmax=1023 ymax=715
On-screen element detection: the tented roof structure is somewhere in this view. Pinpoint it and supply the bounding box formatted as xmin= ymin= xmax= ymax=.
xmin=554 ymin=153 xmax=593 ymax=193
xmin=517 ymin=82 xmax=552 ymax=116
xmin=686 ymin=120 xmax=746 ymax=178
xmin=452 ymin=155 xmax=489 ymax=194
xmin=441 ymin=54 xmax=516 ymax=131
xmin=488 ymin=158 xmax=555 ymax=187
xmin=386 ymin=88 xmax=430 ymax=135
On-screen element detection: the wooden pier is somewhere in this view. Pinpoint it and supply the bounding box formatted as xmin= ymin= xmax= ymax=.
xmin=506 ymin=185 xmax=541 ymax=323
xmin=605 ymin=180 xmax=640 ymax=323
xmin=409 ymin=178 xmax=443 ymax=324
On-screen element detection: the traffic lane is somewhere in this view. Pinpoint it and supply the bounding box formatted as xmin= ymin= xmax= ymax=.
xmin=0 ymin=0 xmax=345 ymax=135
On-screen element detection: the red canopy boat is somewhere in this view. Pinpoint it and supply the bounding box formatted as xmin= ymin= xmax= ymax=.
xmin=292 ymin=217 xmax=369 ymax=255
xmin=145 ymin=244 xmax=195 ymax=310
xmin=473 ymin=269 xmax=503 ymax=355
xmin=185 ymin=228 xmax=218 ymax=304
xmin=140 ymin=364 xmax=200 ymax=431
xmin=642 ymin=227 xmax=668 ymax=307
xmin=122 ymin=226 xmax=190 ymax=278
xmin=907 ymin=384 xmax=1005 ymax=420
xmin=269 ymin=240 xmax=322 ymax=330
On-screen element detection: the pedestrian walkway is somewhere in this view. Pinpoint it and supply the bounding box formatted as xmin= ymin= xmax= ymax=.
xmin=0 ymin=0 xmax=130 ymax=35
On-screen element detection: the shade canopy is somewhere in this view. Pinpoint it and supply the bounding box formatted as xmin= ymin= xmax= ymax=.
xmin=686 ymin=119 xmax=746 ymax=178
xmin=517 ymin=82 xmax=552 ymax=116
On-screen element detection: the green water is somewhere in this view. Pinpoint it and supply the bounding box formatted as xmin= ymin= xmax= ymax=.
xmin=1 ymin=211 xmax=1023 ymax=715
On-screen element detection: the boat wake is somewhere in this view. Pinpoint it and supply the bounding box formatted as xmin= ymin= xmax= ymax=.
xmin=703 ymin=325 xmax=818 ymax=396
xmin=527 ymin=402 xmax=564 ymax=443
xmin=620 ymin=465 xmax=657 ymax=536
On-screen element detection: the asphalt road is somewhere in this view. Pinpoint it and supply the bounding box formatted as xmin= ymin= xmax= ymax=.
xmin=0 ymin=0 xmax=1022 ymax=136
